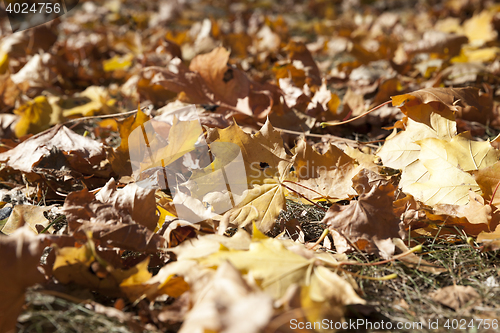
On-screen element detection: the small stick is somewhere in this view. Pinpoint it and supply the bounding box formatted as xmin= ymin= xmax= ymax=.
xmin=280 ymin=182 xmax=328 ymax=212
xmin=321 ymin=100 xmax=392 ymax=127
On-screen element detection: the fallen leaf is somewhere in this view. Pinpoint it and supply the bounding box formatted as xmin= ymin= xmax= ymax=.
xmin=430 ymin=285 xmax=480 ymax=311
xmin=391 ymin=87 xmax=492 ymax=127
xmin=199 ymin=228 xmax=313 ymax=299
xmin=301 ymin=265 xmax=365 ymax=330
xmin=13 ymin=96 xmax=53 ymax=137
xmin=289 ymin=138 xmax=360 ymax=200
xmin=1 ymin=204 xmax=55 ymax=235
xmin=0 ymin=226 xmax=45 ymax=333
xmin=95 ymin=178 xmax=158 ymax=231
xmin=0 ymin=124 xmax=108 ymax=178
xmin=179 ymin=261 xmax=273 ymax=333
xmin=62 ymin=186 xmax=166 ymax=253
xmin=220 ymin=181 xmax=285 ymax=233
xmin=322 ymin=170 xmax=403 ymax=258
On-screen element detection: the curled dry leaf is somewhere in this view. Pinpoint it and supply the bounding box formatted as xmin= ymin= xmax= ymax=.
xmin=391 ymin=87 xmax=492 ymax=126
xmin=95 ymin=178 xmax=158 ymax=231
xmin=0 ymin=124 xmax=107 ymax=174
xmin=0 ymin=226 xmax=45 ymax=333
xmin=322 ymin=170 xmax=404 ymax=258
xmin=62 ymin=181 xmax=165 ymax=253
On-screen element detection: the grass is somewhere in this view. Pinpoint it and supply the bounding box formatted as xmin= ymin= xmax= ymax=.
xmin=348 ymin=239 xmax=500 ymax=332
xmin=18 ymin=292 xmax=140 ymax=333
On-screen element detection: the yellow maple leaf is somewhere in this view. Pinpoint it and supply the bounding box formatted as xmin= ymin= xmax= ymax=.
xmin=14 ymin=96 xmax=53 ymax=137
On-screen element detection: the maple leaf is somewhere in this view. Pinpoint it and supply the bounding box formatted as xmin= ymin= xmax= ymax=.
xmin=377 ymin=116 xmax=451 ymax=170
xmin=288 ymin=138 xmax=360 ymax=200
xmin=379 ymin=88 xmax=499 ymax=207
xmin=207 ymin=119 xmax=292 ymax=185
xmin=13 ymin=96 xmax=53 ymax=137
xmin=203 ymin=120 xmax=293 ymax=232
xmin=199 ymin=228 xmax=313 ymax=299
xmin=109 ymin=108 xmax=150 ymax=177
xmin=219 ymin=181 xmax=286 ymax=233
xmin=180 ymin=261 xmax=273 ymax=333
xmin=322 ymin=170 xmax=404 ymax=258
xmin=62 ymin=182 xmax=166 ymax=253
xmin=391 ymin=87 xmax=492 ymax=126
xmin=146 ymin=47 xmax=278 ymax=119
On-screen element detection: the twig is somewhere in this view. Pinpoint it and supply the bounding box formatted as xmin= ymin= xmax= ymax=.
xmin=282 ymin=180 xmax=334 ymax=204
xmin=63 ymin=106 xmax=151 ymax=129
xmin=255 ymin=121 xmax=378 ymax=148
xmin=336 ymin=244 xmax=423 ymax=267
xmin=279 ymin=182 xmax=328 ymax=212
xmin=321 ymin=100 xmax=392 ymax=127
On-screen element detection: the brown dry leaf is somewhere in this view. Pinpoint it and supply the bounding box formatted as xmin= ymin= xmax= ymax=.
xmin=95 ymin=178 xmax=158 ymax=231
xmin=189 ymin=47 xmax=249 ymax=107
xmin=322 ymin=170 xmax=403 ymax=258
xmin=430 ymin=285 xmax=480 ymax=311
xmin=391 ymin=87 xmax=492 ymax=127
xmin=285 ymin=41 xmax=322 ymax=86
xmin=149 ymin=47 xmax=278 ymax=120
xmin=289 ymin=138 xmax=360 ymax=200
xmin=0 ymin=226 xmax=45 ymax=333
xmin=0 ymin=124 xmax=107 ymax=174
xmin=62 ymin=186 xmax=166 ymax=253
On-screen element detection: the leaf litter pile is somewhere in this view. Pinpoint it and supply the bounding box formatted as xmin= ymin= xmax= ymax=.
xmin=2 ymin=0 xmax=500 ymax=332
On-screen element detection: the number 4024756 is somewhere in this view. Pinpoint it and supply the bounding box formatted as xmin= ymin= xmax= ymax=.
xmin=444 ymin=319 xmax=498 ymax=330
xmin=5 ymin=2 xmax=61 ymax=14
